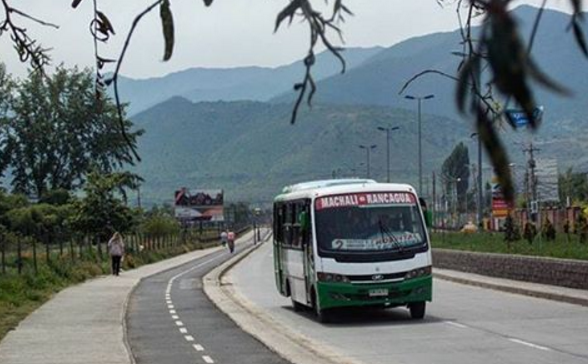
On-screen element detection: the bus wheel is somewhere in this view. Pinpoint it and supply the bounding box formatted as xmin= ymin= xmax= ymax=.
xmin=409 ymin=301 xmax=426 ymax=319
xmin=312 ymin=290 xmax=330 ymax=323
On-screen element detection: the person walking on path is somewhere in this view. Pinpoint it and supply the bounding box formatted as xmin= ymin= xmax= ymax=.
xmin=220 ymin=230 xmax=228 ymax=247
xmin=227 ymin=230 xmax=235 ymax=253
xmin=108 ymin=232 xmax=125 ymax=276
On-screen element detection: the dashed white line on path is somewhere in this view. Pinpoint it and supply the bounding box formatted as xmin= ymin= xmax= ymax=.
xmin=202 ymin=355 xmax=214 ymax=363
xmin=169 ymin=309 xmax=176 ymax=314
xmin=193 ymin=344 xmax=204 ymax=352
xmin=444 ymin=321 xmax=468 ymax=329
xmin=179 ymin=328 xmax=188 ymax=334
xmin=175 ymin=321 xmax=184 ymax=326
xmin=172 ymin=315 xmax=179 ymax=320
xmin=508 ymin=338 xmax=552 ymax=351
xmin=168 ymin=305 xmax=174 ymax=309
xmin=184 ymin=335 xmax=195 ymax=342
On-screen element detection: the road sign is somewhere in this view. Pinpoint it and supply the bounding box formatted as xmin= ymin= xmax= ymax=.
xmin=505 ymin=106 xmax=544 ymax=128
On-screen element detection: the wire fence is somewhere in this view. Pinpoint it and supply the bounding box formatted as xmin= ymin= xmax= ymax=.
xmin=0 ymin=226 xmax=248 ymax=276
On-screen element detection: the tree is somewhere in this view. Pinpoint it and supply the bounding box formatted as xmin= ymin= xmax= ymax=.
xmin=70 ymin=171 xmax=142 ymax=241
xmin=558 ymin=168 xmax=588 ymax=205
xmin=0 ymin=63 xmax=14 ymax=180
xmin=441 ymin=142 xmax=470 ymax=211
xmin=5 ymin=66 xmax=143 ymax=198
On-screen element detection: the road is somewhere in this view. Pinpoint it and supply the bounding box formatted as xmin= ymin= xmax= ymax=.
xmin=231 ymin=242 xmax=588 ymax=364
xmin=126 ymin=233 xmax=290 ymax=364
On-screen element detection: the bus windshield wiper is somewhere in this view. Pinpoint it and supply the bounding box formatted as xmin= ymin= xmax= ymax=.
xmin=378 ymin=219 xmax=404 ymax=252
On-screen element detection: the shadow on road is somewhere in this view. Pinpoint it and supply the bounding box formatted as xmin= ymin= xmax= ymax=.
xmin=281 ymin=305 xmax=443 ymax=327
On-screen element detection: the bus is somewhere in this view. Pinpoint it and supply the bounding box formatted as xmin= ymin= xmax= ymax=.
xmin=272 ymin=179 xmax=432 ymax=322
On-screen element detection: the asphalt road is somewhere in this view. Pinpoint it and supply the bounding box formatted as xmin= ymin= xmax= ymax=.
xmin=231 ymin=242 xmax=588 ymax=364
xmin=126 ymin=235 xmax=291 ymax=364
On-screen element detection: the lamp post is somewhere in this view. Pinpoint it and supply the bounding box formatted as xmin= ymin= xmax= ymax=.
xmin=377 ymin=125 xmax=400 ymax=183
xmin=359 ymin=144 xmax=377 ymax=179
xmin=471 ymin=132 xmax=483 ymax=229
xmin=405 ymin=94 xmax=435 ymax=195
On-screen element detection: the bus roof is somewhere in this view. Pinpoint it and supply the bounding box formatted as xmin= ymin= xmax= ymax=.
xmin=274 ymin=179 xmax=418 ymax=202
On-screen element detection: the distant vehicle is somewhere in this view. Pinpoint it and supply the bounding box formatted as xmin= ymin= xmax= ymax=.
xmin=272 ymin=179 xmax=432 ymax=322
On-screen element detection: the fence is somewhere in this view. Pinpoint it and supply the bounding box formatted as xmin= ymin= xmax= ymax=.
xmin=0 ymin=227 xmax=234 ymax=276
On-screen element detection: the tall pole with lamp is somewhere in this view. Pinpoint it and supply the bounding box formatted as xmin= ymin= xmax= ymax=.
xmin=359 ymin=144 xmax=377 ymax=179
xmin=377 ymin=125 xmax=400 ymax=183
xmin=404 ymin=94 xmax=435 ymax=195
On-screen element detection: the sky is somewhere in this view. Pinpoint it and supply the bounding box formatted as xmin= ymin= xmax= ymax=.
xmin=0 ymin=0 xmax=575 ymax=79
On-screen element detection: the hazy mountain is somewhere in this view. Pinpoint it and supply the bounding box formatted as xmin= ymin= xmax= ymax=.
xmin=272 ymin=6 xmax=588 ymax=137
xmin=131 ymin=97 xmax=468 ymax=205
xmin=115 ymin=47 xmax=383 ymax=115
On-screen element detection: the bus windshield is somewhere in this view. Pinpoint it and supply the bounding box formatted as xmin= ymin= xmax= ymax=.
xmin=314 ymin=192 xmax=427 ymax=254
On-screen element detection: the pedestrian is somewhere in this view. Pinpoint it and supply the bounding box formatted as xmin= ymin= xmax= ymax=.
xmin=220 ymin=230 xmax=228 ymax=247
xmin=227 ymin=230 xmax=235 ymax=253
xmin=108 ymin=232 xmax=125 ymax=276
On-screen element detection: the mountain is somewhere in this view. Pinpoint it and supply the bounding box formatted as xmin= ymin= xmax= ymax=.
xmin=271 ymin=6 xmax=588 ymax=137
xmin=115 ymin=47 xmax=383 ymax=115
xmin=131 ymin=98 xmax=468 ymax=205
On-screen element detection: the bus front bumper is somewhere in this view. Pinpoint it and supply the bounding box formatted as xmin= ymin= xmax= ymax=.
xmin=316 ymin=275 xmax=432 ymax=310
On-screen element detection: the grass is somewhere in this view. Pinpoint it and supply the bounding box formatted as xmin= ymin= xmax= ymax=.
xmin=431 ymin=231 xmax=588 ymax=261
xmin=0 ymin=238 xmax=220 ymax=342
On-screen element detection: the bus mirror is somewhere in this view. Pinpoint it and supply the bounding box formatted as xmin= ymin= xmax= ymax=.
xmin=299 ymin=211 xmax=310 ymax=232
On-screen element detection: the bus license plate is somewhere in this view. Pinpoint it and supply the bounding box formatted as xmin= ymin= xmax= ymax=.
xmin=369 ymin=288 xmax=388 ymax=297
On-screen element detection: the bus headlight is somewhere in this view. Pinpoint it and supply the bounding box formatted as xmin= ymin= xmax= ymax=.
xmin=405 ymin=266 xmax=432 ymax=280
xmin=317 ymin=272 xmax=350 ymax=283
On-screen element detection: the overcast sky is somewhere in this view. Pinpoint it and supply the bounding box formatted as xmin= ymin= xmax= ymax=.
xmin=0 ymin=0 xmax=574 ymax=79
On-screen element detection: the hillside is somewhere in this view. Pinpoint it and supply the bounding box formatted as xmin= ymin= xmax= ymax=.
xmin=115 ymin=47 xmax=383 ymax=115
xmin=131 ymin=98 xmax=469 ymax=205
xmin=272 ymin=5 xmax=588 ymax=137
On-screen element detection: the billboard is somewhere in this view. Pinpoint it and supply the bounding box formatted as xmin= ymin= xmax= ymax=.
xmin=174 ymin=188 xmax=224 ymax=222
xmin=491 ymin=177 xmax=513 ymax=218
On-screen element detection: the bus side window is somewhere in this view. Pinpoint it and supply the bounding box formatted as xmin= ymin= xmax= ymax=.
xmin=273 ymin=203 xmax=282 ymax=243
xmin=291 ymin=203 xmax=301 ymax=248
xmin=284 ymin=203 xmax=293 ymax=247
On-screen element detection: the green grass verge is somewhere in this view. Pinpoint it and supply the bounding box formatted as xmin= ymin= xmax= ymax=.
xmin=0 ymin=239 xmax=218 ymax=342
xmin=431 ymin=231 xmax=588 ymax=261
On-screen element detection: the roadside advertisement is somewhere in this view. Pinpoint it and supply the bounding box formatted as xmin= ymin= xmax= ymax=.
xmin=174 ymin=188 xmax=224 ymax=222
xmin=491 ymin=177 xmax=512 ymax=218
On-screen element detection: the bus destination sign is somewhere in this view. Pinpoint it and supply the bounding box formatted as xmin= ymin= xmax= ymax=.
xmin=315 ymin=192 xmax=416 ymax=210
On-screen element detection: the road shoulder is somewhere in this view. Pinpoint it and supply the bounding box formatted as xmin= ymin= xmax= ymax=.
xmin=202 ymin=235 xmax=366 ymax=364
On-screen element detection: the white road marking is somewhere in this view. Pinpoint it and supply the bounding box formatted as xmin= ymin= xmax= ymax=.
xmin=172 ymin=315 xmax=179 ymax=320
xmin=169 ymin=309 xmax=176 ymax=314
xmin=175 ymin=320 xmax=184 ymax=326
xmin=193 ymin=344 xmax=204 ymax=352
xmin=202 ymin=355 xmax=214 ymax=363
xmin=444 ymin=321 xmax=468 ymax=329
xmin=508 ymin=338 xmax=552 ymax=351
xmin=185 ymin=335 xmax=195 ymax=342
xmin=168 ymin=305 xmax=174 ymax=309
xmin=179 ymin=328 xmax=188 ymax=334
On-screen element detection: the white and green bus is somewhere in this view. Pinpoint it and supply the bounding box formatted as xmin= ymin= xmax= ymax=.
xmin=273 ymin=179 xmax=432 ymax=322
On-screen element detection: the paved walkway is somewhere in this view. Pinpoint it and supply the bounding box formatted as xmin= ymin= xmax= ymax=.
xmin=0 ymin=238 xmax=233 ymax=364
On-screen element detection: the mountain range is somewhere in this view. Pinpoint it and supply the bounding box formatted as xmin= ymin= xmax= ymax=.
xmin=127 ymin=5 xmax=588 ymax=206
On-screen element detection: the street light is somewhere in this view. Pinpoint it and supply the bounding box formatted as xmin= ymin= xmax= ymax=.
xmin=405 ymin=94 xmax=435 ymax=195
xmin=359 ymin=144 xmax=377 ymax=179
xmin=377 ymin=125 xmax=400 ymax=183
xmin=471 ymin=132 xmax=483 ymax=229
